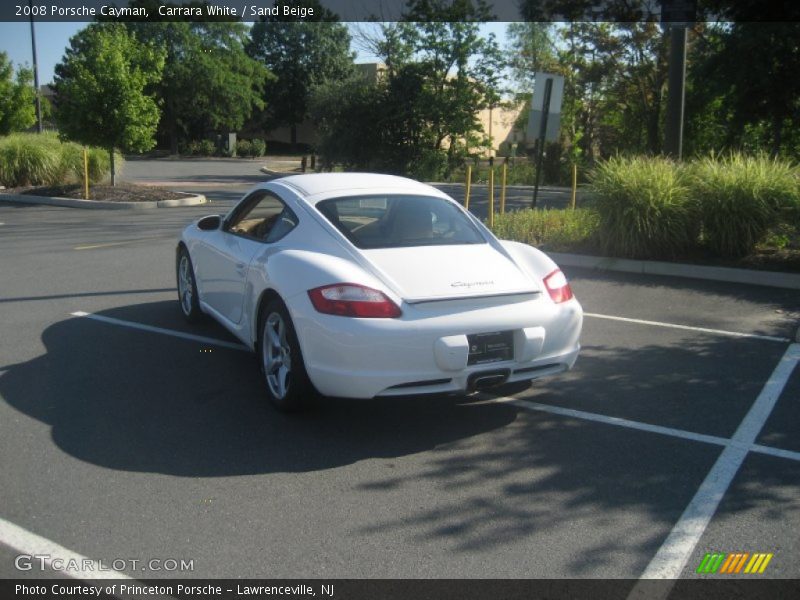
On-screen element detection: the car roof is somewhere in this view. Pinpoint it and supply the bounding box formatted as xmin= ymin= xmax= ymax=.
xmin=273 ymin=173 xmax=448 ymax=204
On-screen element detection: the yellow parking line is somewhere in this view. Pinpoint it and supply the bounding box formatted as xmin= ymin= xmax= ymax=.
xmin=74 ymin=241 xmax=136 ymax=250
xmin=74 ymin=237 xmax=161 ymax=250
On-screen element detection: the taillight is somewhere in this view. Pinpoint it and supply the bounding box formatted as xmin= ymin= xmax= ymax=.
xmin=308 ymin=283 xmax=402 ymax=318
xmin=543 ymin=269 xmax=574 ymax=303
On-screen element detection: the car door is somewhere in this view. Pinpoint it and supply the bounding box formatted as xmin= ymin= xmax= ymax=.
xmin=194 ymin=190 xmax=295 ymax=325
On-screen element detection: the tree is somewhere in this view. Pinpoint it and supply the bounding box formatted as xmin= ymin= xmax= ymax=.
xmin=0 ymin=52 xmax=36 ymax=135
xmin=247 ymin=0 xmax=355 ymax=148
xmin=505 ymin=22 xmax=559 ymax=94
xmin=124 ymin=3 xmax=271 ymax=153
xmin=690 ymin=23 xmax=800 ymax=156
xmin=53 ymin=23 xmax=164 ymax=185
xmin=311 ymin=1 xmax=504 ymax=178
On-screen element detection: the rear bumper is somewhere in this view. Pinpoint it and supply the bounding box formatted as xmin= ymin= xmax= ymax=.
xmin=289 ymin=291 xmax=583 ymax=399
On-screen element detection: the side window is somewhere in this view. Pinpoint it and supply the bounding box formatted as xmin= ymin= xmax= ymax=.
xmin=226 ymin=192 xmax=297 ymax=242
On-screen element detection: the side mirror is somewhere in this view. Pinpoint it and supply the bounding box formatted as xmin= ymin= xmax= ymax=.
xmin=197 ymin=215 xmax=221 ymax=231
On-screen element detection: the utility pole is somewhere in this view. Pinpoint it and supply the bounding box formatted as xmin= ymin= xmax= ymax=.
xmin=661 ymin=0 xmax=696 ymax=159
xmin=663 ymin=25 xmax=687 ymax=158
xmin=531 ymin=77 xmax=553 ymax=209
xmin=28 ymin=0 xmax=43 ymax=133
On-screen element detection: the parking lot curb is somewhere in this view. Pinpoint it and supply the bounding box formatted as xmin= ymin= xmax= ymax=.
xmin=550 ymin=252 xmax=800 ymax=290
xmin=0 ymin=192 xmax=207 ymax=210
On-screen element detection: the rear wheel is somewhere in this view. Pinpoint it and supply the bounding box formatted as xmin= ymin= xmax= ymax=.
xmin=260 ymin=299 xmax=314 ymax=411
xmin=176 ymin=247 xmax=202 ymax=322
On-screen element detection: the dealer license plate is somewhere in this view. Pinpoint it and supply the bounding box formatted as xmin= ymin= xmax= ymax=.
xmin=467 ymin=331 xmax=514 ymax=365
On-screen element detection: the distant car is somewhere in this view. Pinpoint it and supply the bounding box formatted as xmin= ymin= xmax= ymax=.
xmin=176 ymin=173 xmax=582 ymax=411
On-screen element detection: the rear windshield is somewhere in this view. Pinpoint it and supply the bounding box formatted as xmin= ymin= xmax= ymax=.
xmin=316 ymin=195 xmax=486 ymax=249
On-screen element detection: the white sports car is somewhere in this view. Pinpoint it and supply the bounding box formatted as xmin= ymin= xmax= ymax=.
xmin=176 ymin=173 xmax=582 ymax=411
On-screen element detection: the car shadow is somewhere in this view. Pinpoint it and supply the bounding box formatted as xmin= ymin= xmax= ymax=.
xmin=2 ymin=300 xmax=796 ymax=575
xmin=0 ymin=300 xmax=518 ymax=477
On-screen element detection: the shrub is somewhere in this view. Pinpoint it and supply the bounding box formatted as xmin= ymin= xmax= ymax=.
xmin=590 ymin=156 xmax=697 ymax=259
xmin=184 ymin=139 xmax=216 ymax=156
xmin=689 ymin=153 xmax=800 ymax=257
xmin=250 ymin=138 xmax=266 ymax=157
xmin=489 ymin=208 xmax=600 ymax=252
xmin=56 ymin=140 xmax=119 ymax=184
xmin=0 ymin=133 xmax=117 ymax=187
xmin=236 ymin=139 xmax=252 ymax=158
xmin=0 ymin=133 xmax=61 ymax=187
xmin=198 ymin=139 xmax=215 ymax=156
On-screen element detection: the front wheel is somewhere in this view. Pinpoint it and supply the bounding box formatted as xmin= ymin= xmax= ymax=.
xmin=260 ymin=300 xmax=314 ymax=412
xmin=176 ymin=247 xmax=203 ymax=322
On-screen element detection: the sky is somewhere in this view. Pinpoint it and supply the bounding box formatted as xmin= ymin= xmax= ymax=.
xmin=0 ymin=21 xmax=511 ymax=87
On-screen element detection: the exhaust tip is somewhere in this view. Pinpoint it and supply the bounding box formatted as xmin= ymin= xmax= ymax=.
xmin=467 ymin=369 xmax=510 ymax=392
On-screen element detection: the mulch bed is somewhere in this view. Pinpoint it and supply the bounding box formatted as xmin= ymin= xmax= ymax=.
xmin=8 ymin=183 xmax=188 ymax=202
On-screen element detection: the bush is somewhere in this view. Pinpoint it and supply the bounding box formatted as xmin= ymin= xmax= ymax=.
xmin=56 ymin=141 xmax=119 ymax=184
xmin=236 ymin=139 xmax=252 ymax=158
xmin=250 ymin=138 xmax=266 ymax=157
xmin=183 ymin=139 xmax=216 ymax=156
xmin=0 ymin=133 xmax=120 ymax=187
xmin=0 ymin=133 xmax=61 ymax=187
xmin=198 ymin=139 xmax=216 ymax=156
xmin=689 ymin=153 xmax=800 ymax=257
xmin=590 ymin=156 xmax=697 ymax=259
xmin=489 ymin=208 xmax=600 ymax=251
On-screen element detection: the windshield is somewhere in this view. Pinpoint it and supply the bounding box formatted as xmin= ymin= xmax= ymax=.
xmin=316 ymin=195 xmax=486 ymax=249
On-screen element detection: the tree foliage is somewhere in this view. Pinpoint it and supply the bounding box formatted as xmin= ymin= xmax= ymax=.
xmin=53 ymin=23 xmax=165 ymax=184
xmin=247 ymin=0 xmax=354 ymax=146
xmin=0 ymin=52 xmax=36 ymax=135
xmin=508 ymin=17 xmax=800 ymax=165
xmin=312 ymin=0 xmax=503 ymax=177
xmin=688 ymin=23 xmax=800 ymax=157
xmin=124 ymin=2 xmax=271 ymax=152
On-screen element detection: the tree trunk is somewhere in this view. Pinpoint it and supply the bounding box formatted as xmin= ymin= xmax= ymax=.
xmin=647 ymin=104 xmax=661 ymax=155
xmin=168 ymin=94 xmax=178 ymax=155
xmin=110 ymin=148 xmax=116 ymax=187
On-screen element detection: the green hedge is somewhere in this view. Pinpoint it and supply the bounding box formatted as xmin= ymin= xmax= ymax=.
xmin=590 ymin=156 xmax=698 ymax=259
xmin=490 ymin=207 xmax=599 ymax=252
xmin=689 ymin=153 xmax=800 ymax=257
xmin=0 ymin=132 xmax=118 ymax=187
xmin=481 ymin=154 xmax=800 ymax=262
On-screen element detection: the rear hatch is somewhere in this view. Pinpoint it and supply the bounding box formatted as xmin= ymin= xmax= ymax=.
xmin=361 ymin=244 xmax=539 ymax=303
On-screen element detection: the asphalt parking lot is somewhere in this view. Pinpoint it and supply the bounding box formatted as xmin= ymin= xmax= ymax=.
xmin=1 ymin=182 xmax=799 ymax=588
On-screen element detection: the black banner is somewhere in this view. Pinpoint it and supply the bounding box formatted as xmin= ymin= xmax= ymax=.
xmin=2 ymin=1 xmax=800 ymax=23
xmin=3 ymin=579 xmax=800 ymax=600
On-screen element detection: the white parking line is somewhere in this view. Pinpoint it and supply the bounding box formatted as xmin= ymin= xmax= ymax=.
xmin=483 ymin=395 xmax=731 ymax=448
xmin=70 ymin=306 xmax=798 ymax=585
xmin=751 ymin=443 xmax=800 ymax=462
xmin=585 ymin=312 xmax=791 ymax=344
xmin=628 ymin=342 xmax=800 ymax=596
xmin=0 ymin=516 xmax=133 ymax=580
xmin=70 ymin=311 xmax=250 ymax=352
xmin=484 ymin=394 xmax=800 ymax=463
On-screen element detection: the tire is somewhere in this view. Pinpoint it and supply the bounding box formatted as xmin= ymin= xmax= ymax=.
xmin=176 ymin=246 xmax=203 ymax=322
xmin=259 ymin=299 xmax=314 ymax=412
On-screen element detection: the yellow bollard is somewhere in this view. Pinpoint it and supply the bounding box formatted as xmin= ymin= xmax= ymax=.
xmin=500 ymin=162 xmax=507 ymax=214
xmin=488 ymin=167 xmax=495 ymax=228
xmin=570 ymin=163 xmax=577 ymax=210
xmin=83 ymin=148 xmax=90 ymax=200
xmin=465 ymin=165 xmax=472 ymax=210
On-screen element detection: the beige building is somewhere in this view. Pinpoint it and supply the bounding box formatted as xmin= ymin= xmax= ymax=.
xmin=263 ymin=63 xmax=526 ymax=156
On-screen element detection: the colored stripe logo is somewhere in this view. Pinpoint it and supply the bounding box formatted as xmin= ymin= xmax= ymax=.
xmin=696 ymin=552 xmax=773 ymax=574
